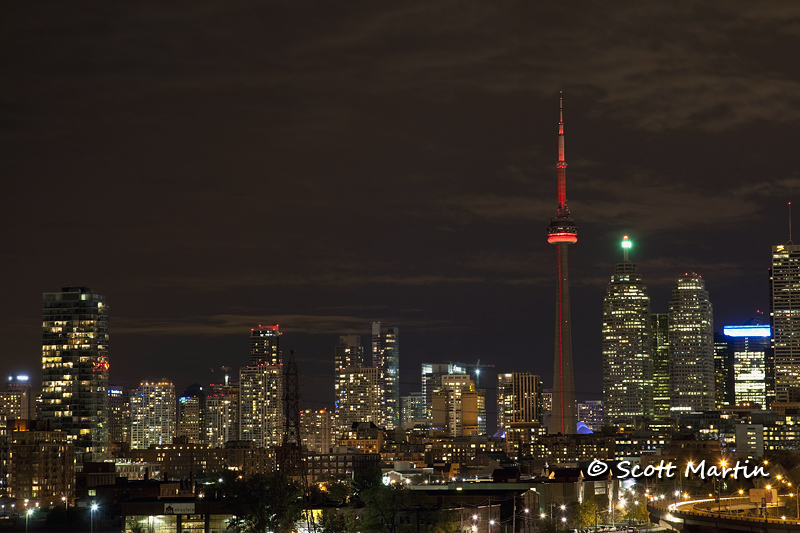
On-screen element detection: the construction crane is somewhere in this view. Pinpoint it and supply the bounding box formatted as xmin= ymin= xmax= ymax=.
xmin=473 ymin=359 xmax=495 ymax=389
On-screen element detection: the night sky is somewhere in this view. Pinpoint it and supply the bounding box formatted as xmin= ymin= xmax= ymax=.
xmin=4 ymin=2 xmax=800 ymax=428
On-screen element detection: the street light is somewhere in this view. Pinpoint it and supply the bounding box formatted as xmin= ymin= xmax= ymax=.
xmin=91 ymin=503 xmax=98 ymax=533
xmin=25 ymin=508 xmax=33 ymax=533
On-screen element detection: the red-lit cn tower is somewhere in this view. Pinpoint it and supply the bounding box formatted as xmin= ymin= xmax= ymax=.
xmin=547 ymin=92 xmax=578 ymax=435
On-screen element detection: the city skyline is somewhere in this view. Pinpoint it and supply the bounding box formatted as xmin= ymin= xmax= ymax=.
xmin=4 ymin=3 xmax=800 ymax=417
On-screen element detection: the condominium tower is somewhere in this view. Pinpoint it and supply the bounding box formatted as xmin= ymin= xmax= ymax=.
xmin=41 ymin=287 xmax=109 ymax=462
xmin=372 ymin=323 xmax=400 ymax=429
xmin=130 ymin=380 xmax=176 ymax=449
xmin=497 ymin=372 xmax=541 ymax=434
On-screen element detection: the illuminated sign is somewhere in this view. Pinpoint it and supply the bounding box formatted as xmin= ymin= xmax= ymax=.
xmin=723 ymin=325 xmax=771 ymax=338
xmin=164 ymin=503 xmax=195 ymax=515
xmin=108 ymin=389 xmax=123 ymax=395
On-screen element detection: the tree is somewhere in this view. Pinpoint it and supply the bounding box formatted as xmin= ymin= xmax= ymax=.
xmin=574 ymin=495 xmax=609 ymax=529
xmin=319 ymin=508 xmax=359 ymax=533
xmin=535 ymin=517 xmax=560 ymax=533
xmin=225 ymin=472 xmax=304 ymax=533
xmin=624 ymin=499 xmax=650 ymax=524
xmin=426 ymin=508 xmax=459 ymax=533
xmin=352 ymin=466 xmax=383 ymax=494
xmin=360 ymin=483 xmax=429 ymax=533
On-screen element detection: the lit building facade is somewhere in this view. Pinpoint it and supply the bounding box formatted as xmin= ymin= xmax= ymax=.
xmin=300 ymin=409 xmax=334 ymax=454
xmin=602 ymin=237 xmax=653 ymax=425
xmin=335 ymin=334 xmax=364 ymax=414
xmin=6 ymin=376 xmax=34 ymax=419
xmin=0 ymin=392 xmax=23 ymax=425
xmin=713 ymin=333 xmax=735 ymax=408
xmin=724 ymin=324 xmax=769 ymax=408
xmin=5 ymin=420 xmax=75 ymax=502
xmin=41 ymin=286 xmax=109 ymax=462
xmin=770 ymin=244 xmax=800 ymax=402
xmin=400 ymin=392 xmax=426 ymax=429
xmin=239 ymin=365 xmax=284 ymax=448
xmin=250 ymin=324 xmax=281 ymax=366
xmin=497 ymin=372 xmax=541 ymax=435
xmin=205 ymin=391 xmax=238 ymax=448
xmin=650 ymin=314 xmax=671 ymax=419
xmin=577 ymin=400 xmax=604 ymax=432
xmin=108 ymin=387 xmax=131 ymax=446
xmin=421 ymin=362 xmax=466 ymax=420
xmin=432 ymin=374 xmax=486 ymax=436
xmin=177 ymin=396 xmax=202 ymax=444
xmin=130 ymin=381 xmax=176 ymax=450
xmin=668 ymin=273 xmax=715 ymax=413
xmin=335 ymin=367 xmax=381 ymax=436
xmin=372 ymin=323 xmax=400 ymax=429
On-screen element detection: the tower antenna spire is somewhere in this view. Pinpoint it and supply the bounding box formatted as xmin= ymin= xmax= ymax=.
xmin=789 ymin=201 xmax=793 ymax=244
xmin=557 ymin=91 xmax=567 ymax=215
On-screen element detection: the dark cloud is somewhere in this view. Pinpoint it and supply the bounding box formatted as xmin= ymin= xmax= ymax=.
xmin=3 ymin=1 xmax=799 ymax=415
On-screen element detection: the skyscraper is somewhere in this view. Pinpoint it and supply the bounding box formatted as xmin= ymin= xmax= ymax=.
xmin=371 ymin=323 xmax=399 ymax=429
xmin=602 ymin=236 xmax=653 ymax=425
xmin=668 ymin=273 xmax=715 ymax=413
xmin=770 ymin=244 xmax=800 ymax=402
xmin=577 ymin=401 xmax=604 ymax=432
xmin=400 ymin=392 xmax=426 ymax=428
xmin=239 ymin=364 xmax=284 ymax=448
xmin=108 ymin=387 xmax=131 ymax=449
xmin=497 ymin=372 xmax=541 ymax=435
xmin=300 ymin=409 xmax=334 ymax=454
xmin=205 ymin=390 xmax=238 ymax=447
xmin=250 ymin=324 xmax=281 ymax=366
xmin=335 ymin=367 xmax=381 ymax=435
xmin=6 ymin=376 xmax=34 ymax=420
xmin=421 ymin=362 xmax=467 ymax=420
xmin=432 ymin=374 xmax=486 ymax=437
xmin=335 ymin=334 xmax=364 ymax=411
xmin=130 ymin=380 xmax=176 ymax=449
xmin=650 ymin=314 xmax=671 ymax=419
xmin=725 ymin=324 xmax=770 ymax=408
xmin=547 ymin=94 xmax=578 ymax=435
xmin=713 ymin=333 xmax=734 ymax=408
xmin=41 ymin=287 xmax=109 ymax=462
xmin=177 ymin=396 xmax=202 ymax=443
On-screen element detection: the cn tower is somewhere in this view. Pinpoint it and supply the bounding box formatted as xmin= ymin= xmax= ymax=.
xmin=547 ymin=92 xmax=578 ymax=435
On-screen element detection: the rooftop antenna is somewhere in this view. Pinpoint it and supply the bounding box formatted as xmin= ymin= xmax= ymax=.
xmin=621 ymin=235 xmax=632 ymax=262
xmin=789 ymin=202 xmax=793 ymax=244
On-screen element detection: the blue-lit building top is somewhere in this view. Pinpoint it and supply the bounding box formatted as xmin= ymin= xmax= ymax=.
xmin=723 ymin=325 xmax=771 ymax=338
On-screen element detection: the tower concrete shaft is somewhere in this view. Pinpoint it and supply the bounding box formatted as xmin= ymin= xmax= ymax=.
xmin=547 ymin=93 xmax=578 ymax=434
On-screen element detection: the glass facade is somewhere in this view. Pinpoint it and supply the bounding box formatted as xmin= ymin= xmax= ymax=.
xmin=724 ymin=325 xmax=770 ymax=407
xmin=497 ymin=372 xmax=541 ymax=434
xmin=41 ymin=287 xmax=109 ymax=463
xmin=650 ymin=313 xmax=670 ymax=419
xmin=668 ymin=273 xmax=715 ymax=413
xmin=770 ymin=244 xmax=800 ymax=402
xmin=239 ymin=365 xmax=283 ymax=448
xmin=131 ymin=381 xmax=176 ymax=449
xmin=602 ymin=260 xmax=653 ymax=425
xmin=371 ymin=323 xmax=400 ymax=429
